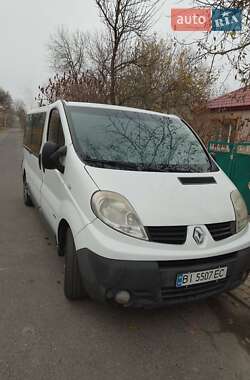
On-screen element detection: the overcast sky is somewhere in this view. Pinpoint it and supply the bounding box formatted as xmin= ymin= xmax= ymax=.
xmin=0 ymin=0 xmax=239 ymax=107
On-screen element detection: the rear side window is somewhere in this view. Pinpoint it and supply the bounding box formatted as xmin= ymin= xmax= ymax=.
xmin=23 ymin=115 xmax=32 ymax=148
xmin=30 ymin=113 xmax=46 ymax=155
xmin=24 ymin=112 xmax=46 ymax=155
xmin=47 ymin=109 xmax=65 ymax=146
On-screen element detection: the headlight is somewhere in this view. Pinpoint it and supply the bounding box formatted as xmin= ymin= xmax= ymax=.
xmin=91 ymin=191 xmax=148 ymax=240
xmin=231 ymin=190 xmax=248 ymax=233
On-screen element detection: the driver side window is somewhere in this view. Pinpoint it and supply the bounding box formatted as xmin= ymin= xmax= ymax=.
xmin=47 ymin=109 xmax=65 ymax=147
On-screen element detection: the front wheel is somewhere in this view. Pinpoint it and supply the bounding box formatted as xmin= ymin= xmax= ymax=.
xmin=64 ymin=228 xmax=87 ymax=300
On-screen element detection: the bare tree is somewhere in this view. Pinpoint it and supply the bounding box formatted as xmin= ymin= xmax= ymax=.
xmin=38 ymin=35 xmax=216 ymax=143
xmin=48 ymin=26 xmax=88 ymax=76
xmin=0 ymin=88 xmax=15 ymax=129
xmin=94 ymin=0 xmax=164 ymax=104
xmin=14 ymin=100 xmax=27 ymax=129
xmin=189 ymin=1 xmax=250 ymax=83
xmin=117 ymin=37 xmax=216 ymax=114
xmin=88 ymin=31 xmax=112 ymax=94
xmin=0 ymin=87 xmax=12 ymax=109
xmin=36 ymin=71 xmax=108 ymax=106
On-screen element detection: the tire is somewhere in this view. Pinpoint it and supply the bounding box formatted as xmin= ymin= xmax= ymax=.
xmin=23 ymin=178 xmax=33 ymax=207
xmin=64 ymin=228 xmax=87 ymax=300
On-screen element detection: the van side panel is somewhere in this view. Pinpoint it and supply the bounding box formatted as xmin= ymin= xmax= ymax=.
xmin=55 ymin=146 xmax=98 ymax=239
xmin=38 ymin=104 xmax=98 ymax=240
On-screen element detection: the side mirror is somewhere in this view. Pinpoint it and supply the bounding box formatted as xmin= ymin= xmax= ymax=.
xmin=42 ymin=142 xmax=67 ymax=173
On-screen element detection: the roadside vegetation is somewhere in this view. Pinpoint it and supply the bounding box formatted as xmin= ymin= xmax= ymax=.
xmin=36 ymin=0 xmax=217 ymax=142
xmin=192 ymin=0 xmax=250 ymax=85
xmin=0 ymin=87 xmax=26 ymax=130
xmin=36 ymin=0 xmax=249 ymax=143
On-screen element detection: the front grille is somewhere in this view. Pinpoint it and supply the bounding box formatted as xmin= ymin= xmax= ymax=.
xmin=129 ymin=252 xmax=238 ymax=306
xmin=206 ymin=221 xmax=236 ymax=241
xmin=158 ymin=252 xmax=236 ymax=269
xmin=161 ymin=279 xmax=229 ymax=301
xmin=146 ymin=226 xmax=187 ymax=245
xmin=131 ymin=279 xmax=230 ymax=305
xmin=146 ymin=221 xmax=236 ymax=245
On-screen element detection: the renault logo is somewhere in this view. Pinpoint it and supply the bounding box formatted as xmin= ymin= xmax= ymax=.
xmin=193 ymin=227 xmax=205 ymax=245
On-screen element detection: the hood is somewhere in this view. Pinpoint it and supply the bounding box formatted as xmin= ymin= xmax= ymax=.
xmin=86 ymin=166 xmax=236 ymax=226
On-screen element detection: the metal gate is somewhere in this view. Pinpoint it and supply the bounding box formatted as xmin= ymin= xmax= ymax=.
xmin=208 ymin=141 xmax=250 ymax=213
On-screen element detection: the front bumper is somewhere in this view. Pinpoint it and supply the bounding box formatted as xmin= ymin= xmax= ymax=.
xmin=75 ymin=219 xmax=250 ymax=261
xmin=77 ymin=247 xmax=250 ymax=307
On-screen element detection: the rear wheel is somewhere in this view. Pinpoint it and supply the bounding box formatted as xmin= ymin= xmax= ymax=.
xmin=64 ymin=228 xmax=87 ymax=300
xmin=23 ymin=177 xmax=33 ymax=207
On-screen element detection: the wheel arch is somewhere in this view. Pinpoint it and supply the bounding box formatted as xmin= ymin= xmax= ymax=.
xmin=57 ymin=219 xmax=71 ymax=256
xmin=57 ymin=198 xmax=94 ymax=254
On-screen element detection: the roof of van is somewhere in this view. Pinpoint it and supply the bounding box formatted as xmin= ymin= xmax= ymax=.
xmin=28 ymin=100 xmax=179 ymax=119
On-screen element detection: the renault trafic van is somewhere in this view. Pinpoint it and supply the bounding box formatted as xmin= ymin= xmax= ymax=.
xmin=22 ymin=101 xmax=250 ymax=307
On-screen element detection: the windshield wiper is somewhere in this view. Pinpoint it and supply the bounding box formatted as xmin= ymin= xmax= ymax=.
xmin=83 ymin=157 xmax=206 ymax=173
xmin=140 ymin=165 xmax=199 ymax=173
xmin=83 ymin=159 xmax=183 ymax=172
xmin=83 ymin=158 xmax=140 ymax=170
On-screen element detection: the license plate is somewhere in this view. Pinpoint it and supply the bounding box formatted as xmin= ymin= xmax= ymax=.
xmin=176 ymin=266 xmax=228 ymax=288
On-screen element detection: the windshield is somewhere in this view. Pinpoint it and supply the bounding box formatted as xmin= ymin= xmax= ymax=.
xmin=67 ymin=106 xmax=215 ymax=173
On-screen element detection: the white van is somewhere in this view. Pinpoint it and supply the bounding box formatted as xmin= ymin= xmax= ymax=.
xmin=22 ymin=100 xmax=250 ymax=307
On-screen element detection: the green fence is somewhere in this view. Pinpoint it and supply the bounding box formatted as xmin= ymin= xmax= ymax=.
xmin=208 ymin=141 xmax=250 ymax=214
